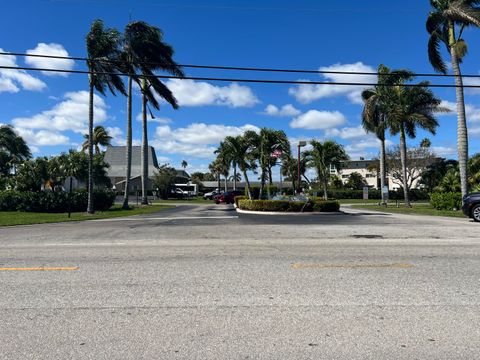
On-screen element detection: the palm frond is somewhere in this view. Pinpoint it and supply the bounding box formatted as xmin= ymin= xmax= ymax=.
xmin=428 ymin=32 xmax=448 ymax=74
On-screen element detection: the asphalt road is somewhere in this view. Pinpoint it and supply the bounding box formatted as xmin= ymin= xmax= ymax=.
xmin=0 ymin=204 xmax=479 ymax=359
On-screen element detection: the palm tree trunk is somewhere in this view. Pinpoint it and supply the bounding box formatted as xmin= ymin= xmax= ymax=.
xmin=449 ymin=29 xmax=469 ymax=199
xmin=399 ymin=127 xmax=411 ymax=207
xmin=323 ymin=177 xmax=328 ymax=200
xmin=380 ymin=132 xmax=387 ymax=206
xmin=122 ymin=76 xmax=133 ymax=210
xmin=233 ymin=163 xmax=237 ymax=191
xmin=243 ymin=170 xmax=252 ymax=199
xmin=224 ymin=175 xmax=227 ymax=192
xmin=217 ymin=172 xmax=221 ymax=192
xmin=87 ymin=79 xmax=95 ymax=214
xmin=268 ymin=166 xmax=273 ymax=186
xmin=141 ymin=81 xmax=149 ymax=205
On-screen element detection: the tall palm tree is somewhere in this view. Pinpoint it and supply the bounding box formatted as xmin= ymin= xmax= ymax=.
xmin=306 ymin=140 xmax=349 ymax=200
xmin=0 ymin=125 xmax=31 ymax=174
xmin=208 ymin=160 xmax=222 ymax=192
xmin=82 ymin=125 xmax=112 ymax=154
xmin=181 ymin=160 xmax=188 ymax=170
xmin=123 ymin=21 xmax=184 ymax=206
xmin=86 ymin=20 xmax=126 ymax=214
xmin=386 ymin=82 xmax=446 ymax=207
xmin=426 ymin=0 xmax=480 ymax=198
xmin=361 ymin=65 xmax=414 ymax=205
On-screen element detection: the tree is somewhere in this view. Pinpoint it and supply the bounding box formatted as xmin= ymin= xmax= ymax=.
xmin=419 ymin=158 xmax=458 ymax=192
xmin=208 ymin=160 xmax=222 ymax=192
xmin=181 ymin=160 xmax=188 ymax=170
xmin=247 ymin=128 xmax=290 ymax=199
xmin=82 ymin=125 xmax=112 ymax=154
xmin=15 ymin=158 xmax=49 ymax=192
xmin=345 ymin=172 xmax=367 ymax=190
xmin=420 ymin=138 xmax=432 ymax=148
xmin=386 ymin=146 xmax=438 ymax=193
xmin=435 ymin=168 xmax=461 ymax=192
xmin=152 ymin=164 xmax=177 ymax=199
xmin=306 ymin=140 xmax=349 ymax=200
xmin=281 ymin=152 xmax=308 ymax=194
xmin=385 ymin=82 xmax=446 ymax=207
xmin=361 ymin=65 xmax=414 ymax=205
xmin=0 ymin=125 xmax=31 ymax=175
xmin=86 ymin=20 xmax=126 ymax=214
xmin=426 ymin=0 xmax=480 ymax=199
xmin=123 ymin=21 xmax=184 ymax=206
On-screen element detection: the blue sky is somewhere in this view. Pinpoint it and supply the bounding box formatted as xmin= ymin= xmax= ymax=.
xmin=2 ymin=0 xmax=480 ymax=175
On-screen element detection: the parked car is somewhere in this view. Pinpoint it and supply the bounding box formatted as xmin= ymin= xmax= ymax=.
xmin=214 ymin=190 xmax=244 ymax=204
xmin=462 ymin=192 xmax=480 ymax=222
xmin=169 ymin=188 xmax=189 ymax=199
xmin=203 ymin=189 xmax=222 ymax=200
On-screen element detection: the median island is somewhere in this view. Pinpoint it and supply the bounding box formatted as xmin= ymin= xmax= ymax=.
xmin=235 ymin=195 xmax=340 ymax=214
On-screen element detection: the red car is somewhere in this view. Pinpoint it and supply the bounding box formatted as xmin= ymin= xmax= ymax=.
xmin=213 ymin=190 xmax=244 ymax=204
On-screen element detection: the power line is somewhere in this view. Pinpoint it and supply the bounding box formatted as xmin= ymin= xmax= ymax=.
xmin=1 ymin=64 xmax=479 ymax=89
xmin=2 ymin=51 xmax=480 ymax=79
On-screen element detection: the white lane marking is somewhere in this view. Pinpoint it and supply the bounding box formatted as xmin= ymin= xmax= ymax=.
xmin=43 ymin=242 xmax=127 ymax=246
xmin=94 ymin=216 xmax=239 ymax=222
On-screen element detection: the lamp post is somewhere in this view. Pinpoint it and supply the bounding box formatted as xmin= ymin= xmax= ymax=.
xmin=297 ymin=141 xmax=307 ymax=194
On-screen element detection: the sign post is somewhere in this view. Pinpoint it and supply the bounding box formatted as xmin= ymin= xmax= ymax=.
xmin=363 ymin=187 xmax=369 ymax=200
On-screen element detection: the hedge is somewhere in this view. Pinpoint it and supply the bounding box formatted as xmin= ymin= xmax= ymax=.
xmin=0 ymin=190 xmax=116 ymax=213
xmin=429 ymin=192 xmax=462 ymax=210
xmin=237 ymin=199 xmax=340 ymax=213
xmin=308 ymin=188 xmax=430 ymax=201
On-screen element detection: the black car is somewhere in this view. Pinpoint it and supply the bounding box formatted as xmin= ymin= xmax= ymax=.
xmin=462 ymin=192 xmax=480 ymax=222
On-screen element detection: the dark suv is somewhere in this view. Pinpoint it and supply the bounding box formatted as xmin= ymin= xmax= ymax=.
xmin=462 ymin=192 xmax=480 ymax=222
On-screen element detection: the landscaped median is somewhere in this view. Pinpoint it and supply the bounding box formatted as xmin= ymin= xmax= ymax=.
xmin=235 ymin=197 xmax=341 ymax=215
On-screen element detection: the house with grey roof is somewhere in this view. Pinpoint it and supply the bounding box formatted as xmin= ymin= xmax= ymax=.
xmin=104 ymin=146 xmax=190 ymax=193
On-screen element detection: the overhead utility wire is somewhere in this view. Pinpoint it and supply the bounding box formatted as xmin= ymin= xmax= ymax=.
xmin=1 ymin=51 xmax=480 ymax=79
xmin=1 ymin=65 xmax=479 ymax=89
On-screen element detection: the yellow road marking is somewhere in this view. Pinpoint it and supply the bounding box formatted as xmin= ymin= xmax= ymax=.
xmin=291 ymin=263 xmax=413 ymax=270
xmin=0 ymin=267 xmax=79 ymax=271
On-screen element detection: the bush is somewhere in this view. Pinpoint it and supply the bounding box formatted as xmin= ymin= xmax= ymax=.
xmin=234 ymin=195 xmax=246 ymax=207
xmin=237 ymin=199 xmax=340 ymax=213
xmin=307 ymin=188 xmax=430 ymax=201
xmin=0 ymin=190 xmax=115 ymax=213
xmin=430 ymin=192 xmax=462 ymax=210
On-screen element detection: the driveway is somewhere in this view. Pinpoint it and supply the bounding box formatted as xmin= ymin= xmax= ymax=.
xmin=0 ymin=204 xmax=479 ymax=359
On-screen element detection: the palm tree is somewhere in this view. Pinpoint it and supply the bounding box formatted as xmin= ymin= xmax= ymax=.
xmin=281 ymin=152 xmax=308 ymax=194
xmin=248 ymin=128 xmax=290 ymax=199
xmin=426 ymin=0 xmax=480 ymax=198
xmin=361 ymin=65 xmax=414 ymax=205
xmin=181 ymin=160 xmax=188 ymax=170
xmin=123 ymin=21 xmax=184 ymax=206
xmin=82 ymin=125 xmax=112 ymax=154
xmin=306 ymin=140 xmax=349 ymax=200
xmin=86 ymin=20 xmax=126 ymax=214
xmin=0 ymin=125 xmax=31 ymax=174
xmin=420 ymin=138 xmax=432 ymax=148
xmin=215 ymin=135 xmax=256 ymax=197
xmin=386 ymin=82 xmax=446 ymax=207
xmin=208 ymin=160 xmax=222 ymax=192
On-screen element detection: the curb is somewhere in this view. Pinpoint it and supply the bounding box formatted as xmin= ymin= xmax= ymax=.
xmin=235 ymin=208 xmax=343 ymax=216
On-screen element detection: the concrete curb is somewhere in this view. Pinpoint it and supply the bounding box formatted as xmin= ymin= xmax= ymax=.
xmin=235 ymin=208 xmax=343 ymax=216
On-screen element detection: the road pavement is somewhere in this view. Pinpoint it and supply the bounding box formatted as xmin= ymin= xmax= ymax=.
xmin=0 ymin=204 xmax=479 ymax=359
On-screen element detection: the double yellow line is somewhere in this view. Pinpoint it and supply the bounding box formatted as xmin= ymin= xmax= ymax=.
xmin=0 ymin=267 xmax=79 ymax=271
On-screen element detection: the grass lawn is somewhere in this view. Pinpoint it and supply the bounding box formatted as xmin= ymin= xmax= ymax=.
xmin=351 ymin=203 xmax=466 ymax=218
xmin=0 ymin=204 xmax=174 ymax=227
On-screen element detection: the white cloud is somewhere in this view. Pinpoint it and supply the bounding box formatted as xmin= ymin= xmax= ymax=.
xmin=0 ymin=48 xmax=46 ymax=93
xmin=325 ymin=125 xmax=370 ymax=139
xmin=288 ymin=62 xmax=376 ymax=105
xmin=440 ymin=100 xmax=480 ymax=122
xmin=344 ymin=138 xmax=394 ymax=160
xmin=25 ymin=43 xmax=75 ymax=77
xmin=135 ymin=112 xmax=172 ymax=124
xmin=263 ymin=104 xmax=301 ymax=117
xmin=290 ymin=110 xmax=346 ymax=130
xmin=15 ymin=128 xmax=69 ymax=146
xmin=165 ymin=79 xmax=259 ymax=107
xmin=432 ymin=146 xmax=456 ymax=157
xmin=12 ymin=90 xmax=108 ymax=134
xmin=152 ymin=123 xmax=260 ymax=158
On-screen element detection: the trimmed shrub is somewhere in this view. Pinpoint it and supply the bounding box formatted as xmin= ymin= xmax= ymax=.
xmin=237 ymin=199 xmax=340 ymax=213
xmin=313 ymin=201 xmax=340 ymax=212
xmin=429 ymin=192 xmax=462 ymax=210
xmin=0 ymin=190 xmax=115 ymax=213
xmin=234 ymin=195 xmax=246 ymax=207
